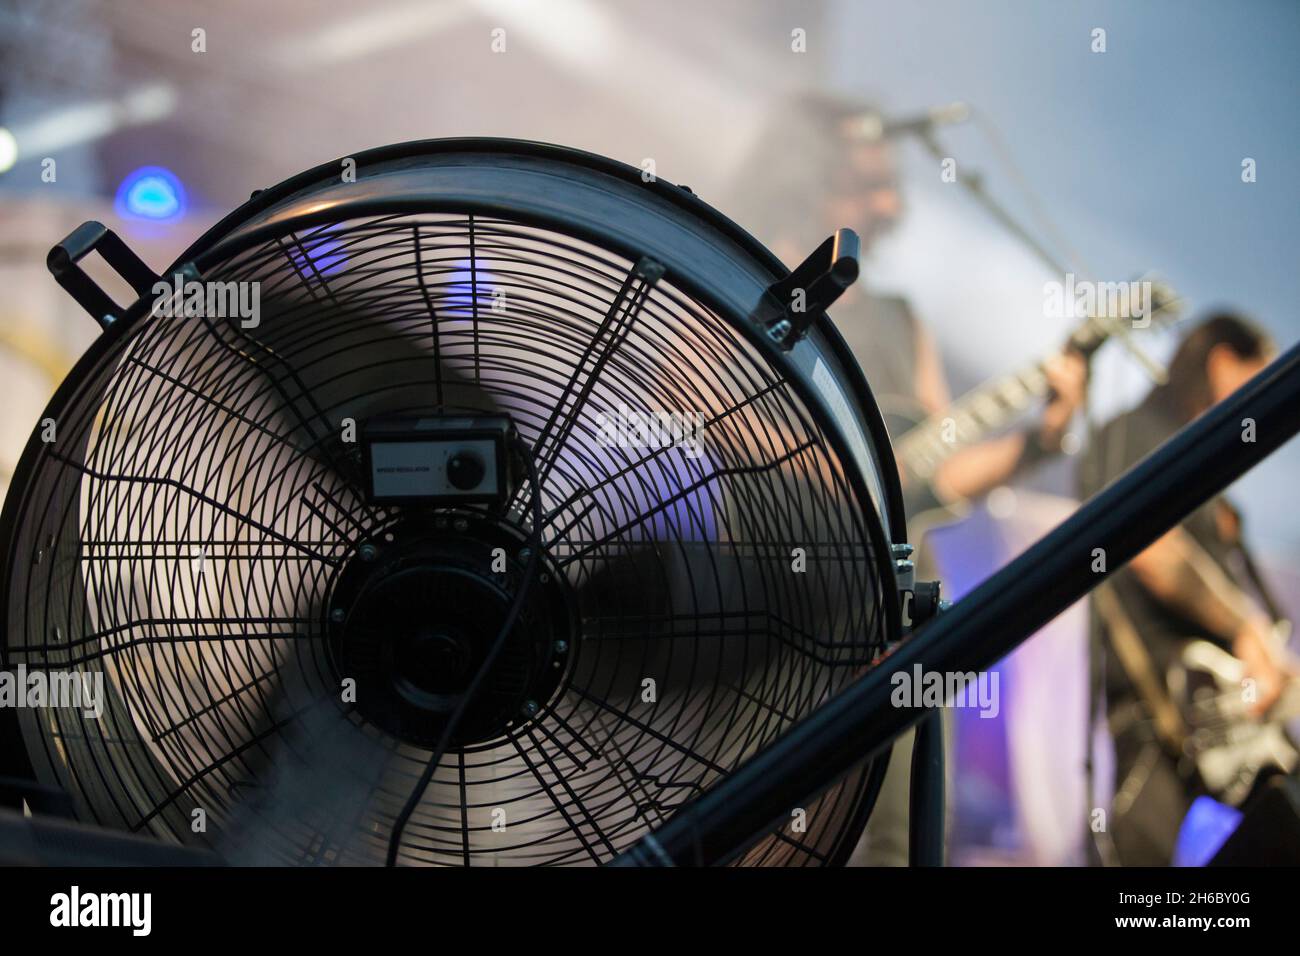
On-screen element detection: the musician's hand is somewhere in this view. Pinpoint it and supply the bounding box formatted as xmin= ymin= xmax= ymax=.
xmin=1234 ymin=616 xmax=1285 ymax=716
xmin=1038 ymin=350 xmax=1088 ymax=451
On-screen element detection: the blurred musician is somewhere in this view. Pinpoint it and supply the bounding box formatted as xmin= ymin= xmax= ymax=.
xmin=1079 ymin=313 xmax=1292 ymax=866
xmin=729 ymin=91 xmax=1086 ymax=865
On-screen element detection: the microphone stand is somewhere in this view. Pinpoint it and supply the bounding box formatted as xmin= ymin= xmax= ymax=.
xmin=915 ymin=127 xmax=1072 ymax=278
xmin=913 ymin=128 xmax=1168 ymax=385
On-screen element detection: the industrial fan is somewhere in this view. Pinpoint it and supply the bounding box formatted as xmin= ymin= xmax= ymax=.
xmin=0 ymin=139 xmax=909 ymax=866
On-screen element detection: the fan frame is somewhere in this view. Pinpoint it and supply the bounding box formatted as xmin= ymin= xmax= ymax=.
xmin=0 ymin=138 xmax=908 ymax=865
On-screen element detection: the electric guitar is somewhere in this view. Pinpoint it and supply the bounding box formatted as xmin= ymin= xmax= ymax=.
xmin=887 ymin=277 xmax=1180 ymax=539
xmin=1173 ymin=624 xmax=1300 ymax=806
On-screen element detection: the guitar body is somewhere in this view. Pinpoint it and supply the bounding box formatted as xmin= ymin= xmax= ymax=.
xmin=1172 ymin=638 xmax=1300 ymax=806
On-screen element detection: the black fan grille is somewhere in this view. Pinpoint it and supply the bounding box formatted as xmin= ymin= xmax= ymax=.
xmin=6 ymin=211 xmax=891 ymax=865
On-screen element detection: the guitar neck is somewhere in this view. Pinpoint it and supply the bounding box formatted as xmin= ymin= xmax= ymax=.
xmin=897 ymin=357 xmax=1055 ymax=482
xmin=892 ymin=276 xmax=1178 ymax=485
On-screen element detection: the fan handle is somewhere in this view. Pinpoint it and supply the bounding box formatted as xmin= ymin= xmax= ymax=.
xmin=46 ymin=221 xmax=160 ymax=329
xmin=752 ymin=228 xmax=860 ymax=349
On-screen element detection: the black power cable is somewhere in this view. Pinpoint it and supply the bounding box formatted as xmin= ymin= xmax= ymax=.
xmin=385 ymin=447 xmax=544 ymax=866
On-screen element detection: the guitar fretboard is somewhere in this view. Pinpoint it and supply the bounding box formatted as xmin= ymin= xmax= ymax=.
xmin=893 ymin=276 xmax=1178 ymax=484
xmin=896 ymin=360 xmax=1055 ymax=481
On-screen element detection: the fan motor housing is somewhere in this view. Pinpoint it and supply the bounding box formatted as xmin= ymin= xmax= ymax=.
xmin=326 ymin=513 xmax=572 ymax=748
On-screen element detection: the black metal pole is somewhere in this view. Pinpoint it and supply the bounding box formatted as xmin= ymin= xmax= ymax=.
xmin=908 ymin=712 xmax=945 ymax=866
xmin=612 ymin=341 xmax=1300 ymax=867
xmin=0 ymin=808 xmax=223 ymax=866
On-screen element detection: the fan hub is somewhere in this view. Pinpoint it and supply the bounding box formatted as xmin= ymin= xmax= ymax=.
xmin=326 ymin=515 xmax=571 ymax=748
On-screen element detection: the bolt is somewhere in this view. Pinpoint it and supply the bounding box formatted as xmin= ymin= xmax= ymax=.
xmin=554 ymin=640 xmax=568 ymax=654
xmin=358 ymin=543 xmax=378 ymax=562
xmin=520 ymin=700 xmax=540 ymax=718
xmin=518 ymin=548 xmax=532 ymax=563
xmin=767 ymin=319 xmax=792 ymax=343
xmin=330 ymin=608 xmax=346 ymax=624
xmin=453 ymin=517 xmax=469 ymax=532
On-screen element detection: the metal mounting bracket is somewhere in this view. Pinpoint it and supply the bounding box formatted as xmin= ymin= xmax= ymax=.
xmin=750 ymin=228 xmax=860 ymax=349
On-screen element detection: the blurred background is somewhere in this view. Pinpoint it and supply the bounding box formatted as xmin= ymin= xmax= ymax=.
xmin=0 ymin=0 xmax=1296 ymax=864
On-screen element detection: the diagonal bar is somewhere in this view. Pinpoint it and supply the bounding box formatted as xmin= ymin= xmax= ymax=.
xmin=612 ymin=340 xmax=1300 ymax=866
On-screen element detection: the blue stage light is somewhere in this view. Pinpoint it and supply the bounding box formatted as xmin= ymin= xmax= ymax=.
xmin=443 ymin=259 xmax=487 ymax=317
xmin=115 ymin=166 xmax=187 ymax=222
xmin=289 ymin=228 xmax=348 ymax=278
xmin=1173 ymin=795 xmax=1242 ymax=867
